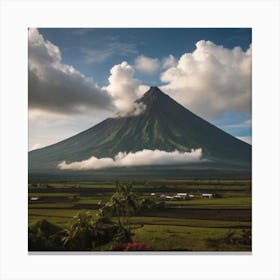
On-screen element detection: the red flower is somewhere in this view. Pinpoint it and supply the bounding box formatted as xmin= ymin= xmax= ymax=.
xmin=124 ymin=242 xmax=152 ymax=251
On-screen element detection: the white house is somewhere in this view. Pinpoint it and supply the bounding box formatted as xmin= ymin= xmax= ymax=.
xmin=176 ymin=193 xmax=187 ymax=197
xmin=202 ymin=193 xmax=213 ymax=198
xmin=174 ymin=193 xmax=187 ymax=200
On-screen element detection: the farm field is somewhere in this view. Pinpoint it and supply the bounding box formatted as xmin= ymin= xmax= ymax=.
xmin=28 ymin=179 xmax=252 ymax=252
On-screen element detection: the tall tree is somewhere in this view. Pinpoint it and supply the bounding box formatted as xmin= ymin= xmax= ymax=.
xmin=63 ymin=211 xmax=95 ymax=250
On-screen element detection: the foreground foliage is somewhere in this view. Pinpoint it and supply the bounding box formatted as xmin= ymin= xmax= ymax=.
xmin=29 ymin=182 xmax=157 ymax=251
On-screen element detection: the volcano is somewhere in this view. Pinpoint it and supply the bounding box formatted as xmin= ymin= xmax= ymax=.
xmin=29 ymin=87 xmax=251 ymax=177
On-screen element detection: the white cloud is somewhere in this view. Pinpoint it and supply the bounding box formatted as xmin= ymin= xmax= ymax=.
xmin=160 ymin=40 xmax=252 ymax=119
xmin=134 ymin=55 xmax=160 ymax=73
xmin=29 ymin=29 xmax=145 ymax=118
xmin=162 ymin=54 xmax=177 ymax=69
xmin=58 ymin=148 xmax=204 ymax=170
xmin=135 ymin=54 xmax=176 ymax=73
xmin=28 ymin=28 xmax=113 ymax=115
xmin=105 ymin=61 xmax=146 ymax=117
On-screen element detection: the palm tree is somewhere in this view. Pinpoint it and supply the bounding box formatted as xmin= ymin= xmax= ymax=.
xmin=63 ymin=211 xmax=95 ymax=250
xmin=105 ymin=191 xmax=123 ymax=225
xmin=104 ymin=182 xmax=138 ymax=225
xmin=120 ymin=183 xmax=138 ymax=228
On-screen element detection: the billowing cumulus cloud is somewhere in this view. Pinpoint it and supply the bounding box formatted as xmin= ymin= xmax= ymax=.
xmin=58 ymin=148 xmax=204 ymax=170
xmin=134 ymin=55 xmax=160 ymax=73
xmin=162 ymin=54 xmax=177 ymax=69
xmin=105 ymin=62 xmax=146 ymax=117
xmin=28 ymin=28 xmax=114 ymax=116
xmin=160 ymin=40 xmax=252 ymax=119
xmin=135 ymin=54 xmax=177 ymax=73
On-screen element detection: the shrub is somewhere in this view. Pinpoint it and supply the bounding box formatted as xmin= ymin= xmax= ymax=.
xmin=28 ymin=219 xmax=64 ymax=251
xmin=138 ymin=198 xmax=157 ymax=211
xmin=113 ymin=225 xmax=132 ymax=243
xmin=239 ymin=229 xmax=252 ymax=245
xmin=138 ymin=198 xmax=166 ymax=213
xmin=63 ymin=211 xmax=118 ymax=250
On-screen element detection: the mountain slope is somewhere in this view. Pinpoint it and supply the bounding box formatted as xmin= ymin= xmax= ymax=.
xmin=29 ymin=87 xmax=251 ymax=171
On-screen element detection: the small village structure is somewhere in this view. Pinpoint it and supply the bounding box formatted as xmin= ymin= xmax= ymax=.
xmin=164 ymin=195 xmax=175 ymax=200
xmin=151 ymin=192 xmax=215 ymax=200
xmin=201 ymin=193 xmax=214 ymax=198
xmin=174 ymin=193 xmax=188 ymax=200
xmin=151 ymin=192 xmax=202 ymax=200
xmin=30 ymin=197 xmax=40 ymax=201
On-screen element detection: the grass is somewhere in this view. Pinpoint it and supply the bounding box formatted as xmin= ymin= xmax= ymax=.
xmin=28 ymin=209 xmax=251 ymax=229
xmin=28 ymin=203 xmax=74 ymax=209
xmin=166 ymin=197 xmax=251 ymax=209
xmin=132 ymin=225 xmax=250 ymax=251
xmin=76 ymin=199 xmax=103 ymax=204
xmin=129 ymin=217 xmax=251 ymax=228
xmin=28 ymin=192 xmax=77 ymax=197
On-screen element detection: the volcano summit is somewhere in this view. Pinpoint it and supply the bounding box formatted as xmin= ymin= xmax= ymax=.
xmin=29 ymin=87 xmax=251 ymax=177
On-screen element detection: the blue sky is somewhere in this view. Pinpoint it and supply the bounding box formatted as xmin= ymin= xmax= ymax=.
xmin=39 ymin=28 xmax=251 ymax=86
xmin=29 ymin=28 xmax=252 ymax=150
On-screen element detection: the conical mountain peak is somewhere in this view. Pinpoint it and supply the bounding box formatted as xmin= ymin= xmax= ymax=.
xmin=140 ymin=86 xmax=168 ymax=106
xmin=147 ymin=86 xmax=164 ymax=93
xmin=144 ymin=86 xmax=166 ymax=97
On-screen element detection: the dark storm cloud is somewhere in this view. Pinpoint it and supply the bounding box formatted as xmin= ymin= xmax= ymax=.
xmin=28 ymin=28 xmax=114 ymax=115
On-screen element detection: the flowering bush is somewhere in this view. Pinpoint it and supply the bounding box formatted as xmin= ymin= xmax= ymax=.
xmin=124 ymin=242 xmax=151 ymax=251
xmin=112 ymin=242 xmax=152 ymax=251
